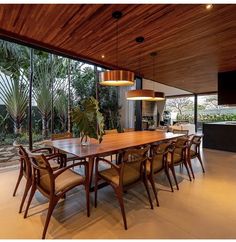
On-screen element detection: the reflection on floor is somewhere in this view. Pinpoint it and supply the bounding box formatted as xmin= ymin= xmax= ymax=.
xmin=0 ymin=148 xmax=236 ymax=239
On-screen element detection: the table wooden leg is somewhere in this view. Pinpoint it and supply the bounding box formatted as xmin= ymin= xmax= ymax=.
xmin=88 ymin=157 xmax=95 ymax=191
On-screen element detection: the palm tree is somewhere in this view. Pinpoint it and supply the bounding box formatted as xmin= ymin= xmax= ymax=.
xmin=33 ymin=54 xmax=67 ymax=138
xmin=0 ymin=71 xmax=28 ymax=135
xmin=55 ymin=89 xmax=68 ymax=131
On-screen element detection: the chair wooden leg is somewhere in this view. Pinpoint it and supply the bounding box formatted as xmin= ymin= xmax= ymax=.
xmin=114 ymin=187 xmax=127 ymax=230
xmin=94 ymin=168 xmax=99 ymax=208
xmin=24 ymin=184 xmax=36 ymax=218
xmin=42 ymin=198 xmax=59 ymax=239
xmin=13 ymin=168 xmax=23 ymax=196
xmin=170 ymin=166 xmax=179 ymax=190
xmin=183 ymin=161 xmax=192 ymax=181
xmin=142 ymin=177 xmax=153 ymax=209
xmin=148 ymin=175 xmax=159 ymax=207
xmin=188 ymin=158 xmax=195 ymax=179
xmin=197 ymin=154 xmax=205 ymax=173
xmin=164 ymin=167 xmax=174 ymax=192
xmin=85 ymin=185 xmax=90 ymax=217
xmin=19 ymin=179 xmax=31 ymax=213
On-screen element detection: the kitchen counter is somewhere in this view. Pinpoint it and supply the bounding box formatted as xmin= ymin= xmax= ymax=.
xmin=203 ymin=122 xmax=236 ymax=152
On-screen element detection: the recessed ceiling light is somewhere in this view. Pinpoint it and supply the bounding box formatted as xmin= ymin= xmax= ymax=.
xmin=206 ymin=4 xmax=213 ymax=10
xmin=101 ymin=55 xmax=105 ymax=59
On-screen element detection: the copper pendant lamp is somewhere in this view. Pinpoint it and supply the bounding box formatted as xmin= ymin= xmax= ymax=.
xmin=99 ymin=11 xmax=135 ymax=86
xmin=148 ymin=52 xmax=165 ymax=101
xmin=126 ymin=89 xmax=155 ymax=101
xmin=126 ymin=37 xmax=155 ymax=101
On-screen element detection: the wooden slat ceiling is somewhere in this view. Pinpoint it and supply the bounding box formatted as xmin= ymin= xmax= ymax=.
xmin=0 ymin=4 xmax=236 ymax=93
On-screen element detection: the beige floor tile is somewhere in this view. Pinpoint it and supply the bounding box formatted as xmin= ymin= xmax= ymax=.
xmin=0 ymin=148 xmax=236 ymax=239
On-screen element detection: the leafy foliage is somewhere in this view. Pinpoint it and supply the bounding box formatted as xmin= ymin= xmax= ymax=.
xmin=72 ymin=97 xmax=104 ymax=143
xmin=0 ymin=71 xmax=29 ymax=135
xmin=55 ymin=89 xmax=68 ymax=131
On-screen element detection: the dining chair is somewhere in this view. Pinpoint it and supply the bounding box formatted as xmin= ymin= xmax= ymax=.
xmin=104 ymin=129 xmax=118 ymax=134
xmin=24 ymin=152 xmax=90 ymax=239
xmin=167 ymin=137 xmax=192 ymax=190
xmin=13 ymin=145 xmax=65 ymax=213
xmin=187 ymin=134 xmax=205 ymax=179
xmin=123 ymin=128 xmax=134 ymax=132
xmin=104 ymin=129 xmax=118 ymax=163
xmin=172 ymin=129 xmax=189 ymax=136
xmin=94 ymin=145 xmax=153 ymax=230
xmin=51 ymin=132 xmax=84 ymax=164
xmin=146 ymin=142 xmax=174 ymax=206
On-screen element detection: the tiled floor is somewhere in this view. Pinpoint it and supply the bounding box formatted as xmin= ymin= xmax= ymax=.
xmin=1 ymin=148 xmax=236 ymax=239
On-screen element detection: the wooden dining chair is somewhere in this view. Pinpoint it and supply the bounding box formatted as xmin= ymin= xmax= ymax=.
xmin=13 ymin=145 xmax=64 ymax=213
xmin=172 ymin=129 xmax=189 ymax=136
xmin=146 ymin=142 xmax=174 ymax=206
xmin=51 ymin=132 xmax=84 ymax=164
xmin=104 ymin=129 xmax=118 ymax=134
xmin=104 ymin=129 xmax=118 ymax=163
xmin=167 ymin=137 xmax=192 ymax=190
xmin=123 ymin=128 xmax=134 ymax=132
xmin=94 ymin=145 xmax=153 ymax=230
xmin=187 ymin=134 xmax=205 ymax=179
xmin=24 ymin=152 xmax=90 ymax=239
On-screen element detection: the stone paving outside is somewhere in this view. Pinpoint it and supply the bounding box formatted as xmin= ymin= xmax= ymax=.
xmin=0 ymin=145 xmax=20 ymax=168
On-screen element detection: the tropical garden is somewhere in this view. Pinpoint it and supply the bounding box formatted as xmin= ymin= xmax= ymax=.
xmin=0 ymin=39 xmax=121 ymax=166
xmin=165 ymin=95 xmax=236 ymax=130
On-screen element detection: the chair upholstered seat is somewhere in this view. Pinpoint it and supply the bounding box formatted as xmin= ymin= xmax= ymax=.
xmin=146 ymin=155 xmax=163 ymax=174
xmin=40 ymin=169 xmax=84 ymax=194
xmin=189 ymin=149 xmax=197 ymax=157
xmin=99 ymin=163 xmax=140 ymax=186
xmin=167 ymin=153 xmax=182 ymax=164
xmin=48 ymin=160 xmax=60 ymax=170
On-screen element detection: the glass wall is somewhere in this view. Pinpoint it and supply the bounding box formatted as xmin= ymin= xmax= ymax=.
xmin=165 ymin=96 xmax=194 ymax=125
xmin=0 ymin=39 xmax=121 ymax=145
xmin=197 ymin=94 xmax=236 ymax=132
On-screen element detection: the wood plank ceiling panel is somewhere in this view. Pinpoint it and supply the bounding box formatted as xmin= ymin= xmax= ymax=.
xmin=0 ymin=4 xmax=235 ymax=93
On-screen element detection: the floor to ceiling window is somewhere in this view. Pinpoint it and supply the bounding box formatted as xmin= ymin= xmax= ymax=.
xmin=197 ymin=94 xmax=236 ymax=132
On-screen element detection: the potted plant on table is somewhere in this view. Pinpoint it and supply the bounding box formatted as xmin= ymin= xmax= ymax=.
xmin=72 ymin=97 xmax=105 ymax=145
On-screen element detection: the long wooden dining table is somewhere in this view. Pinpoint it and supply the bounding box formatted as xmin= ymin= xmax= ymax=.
xmin=49 ymin=131 xmax=184 ymax=190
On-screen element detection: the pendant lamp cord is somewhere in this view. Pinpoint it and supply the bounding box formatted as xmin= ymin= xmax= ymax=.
xmin=139 ymin=48 xmax=142 ymax=76
xmin=116 ymin=19 xmax=119 ymax=67
xmin=152 ymin=55 xmax=155 ymax=90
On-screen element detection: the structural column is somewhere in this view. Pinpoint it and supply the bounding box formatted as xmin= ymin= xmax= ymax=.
xmin=50 ymin=54 xmax=54 ymax=134
xmin=28 ymin=48 xmax=33 ymax=150
xmin=135 ymin=76 xmax=142 ymax=131
xmin=67 ymin=59 xmax=72 ymax=132
xmin=194 ymin=93 xmax=198 ymax=132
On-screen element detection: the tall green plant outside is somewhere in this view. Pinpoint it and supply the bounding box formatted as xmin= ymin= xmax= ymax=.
xmin=33 ymin=54 xmax=67 ymax=138
xmin=0 ymin=72 xmax=28 ymax=135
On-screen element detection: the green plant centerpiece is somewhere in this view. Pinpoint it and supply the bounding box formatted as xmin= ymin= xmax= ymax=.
xmin=72 ymin=97 xmax=105 ymax=145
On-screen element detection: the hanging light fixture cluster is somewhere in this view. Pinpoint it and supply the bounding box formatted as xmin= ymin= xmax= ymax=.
xmin=99 ymin=11 xmax=135 ymax=86
xmin=126 ymin=40 xmax=165 ymax=101
xmin=99 ymin=10 xmax=165 ymax=101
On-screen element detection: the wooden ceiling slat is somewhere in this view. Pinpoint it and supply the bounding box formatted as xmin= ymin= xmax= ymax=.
xmin=0 ymin=4 xmax=235 ymax=93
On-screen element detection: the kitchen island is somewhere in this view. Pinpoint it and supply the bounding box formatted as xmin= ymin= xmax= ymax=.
xmin=203 ymin=122 xmax=236 ymax=152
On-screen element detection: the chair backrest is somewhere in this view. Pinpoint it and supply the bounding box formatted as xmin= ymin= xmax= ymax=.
xmin=189 ymin=135 xmax=203 ymax=154
xmin=173 ymin=137 xmax=189 ymax=159
xmin=121 ymin=145 xmax=150 ymax=175
xmin=15 ymin=145 xmax=32 ymax=179
xmin=173 ymin=129 xmax=189 ymax=136
xmin=151 ymin=142 xmax=172 ymax=168
xmin=51 ymin=132 xmax=73 ymax=140
xmin=104 ymin=129 xmax=118 ymax=134
xmin=123 ymin=128 xmax=134 ymax=132
xmin=28 ymin=152 xmax=55 ymax=196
